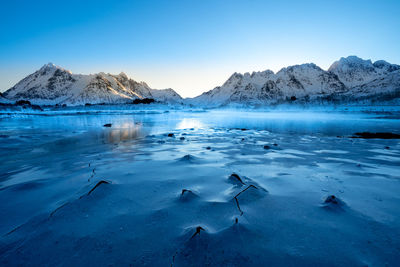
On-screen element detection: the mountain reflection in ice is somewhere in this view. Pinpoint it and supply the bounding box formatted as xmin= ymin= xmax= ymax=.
xmin=102 ymin=122 xmax=144 ymax=144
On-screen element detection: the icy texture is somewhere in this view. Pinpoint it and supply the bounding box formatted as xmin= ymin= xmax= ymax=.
xmin=0 ymin=110 xmax=400 ymax=266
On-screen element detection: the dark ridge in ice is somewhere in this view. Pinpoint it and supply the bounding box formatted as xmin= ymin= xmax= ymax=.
xmin=49 ymin=202 xmax=70 ymax=217
xmin=322 ymin=195 xmax=346 ymax=210
xmin=179 ymin=189 xmax=198 ymax=201
xmin=206 ymin=146 xmax=211 ymax=150
xmin=4 ymin=223 xmax=25 ymax=236
xmin=228 ymin=173 xmax=245 ymax=186
xmin=352 ymin=132 xmax=400 ymax=139
xmin=103 ymin=123 xmax=112 ymax=127
xmin=324 ymin=195 xmax=339 ymax=204
xmin=263 ymin=145 xmax=271 ymax=149
xmin=178 ymin=154 xmax=199 ymax=163
xmin=83 ymin=180 xmax=110 ymax=198
xmin=88 ymin=167 xmax=96 ymax=182
xmin=180 ymin=137 xmax=185 ymax=140
xmin=168 ymin=133 xmax=175 ymax=137
xmin=234 ymin=185 xmax=258 ymax=215
xmin=191 ymin=226 xmax=205 ymax=239
xmin=385 ymin=146 xmax=390 ymax=149
xmin=181 ymin=189 xmax=190 ymax=195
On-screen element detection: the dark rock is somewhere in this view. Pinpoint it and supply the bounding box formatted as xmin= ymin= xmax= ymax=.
xmin=353 ymin=132 xmax=400 ymax=139
xmin=132 ymin=98 xmax=155 ymax=104
xmin=385 ymin=146 xmax=390 ymax=149
xmin=168 ymin=133 xmax=174 ymax=137
xmin=263 ymin=145 xmax=271 ymax=149
xmin=206 ymin=146 xmax=211 ymax=150
xmin=15 ymin=100 xmax=31 ymax=105
xmin=30 ymin=104 xmax=43 ymax=111
xmin=180 ymin=137 xmax=185 ymax=140
xmin=85 ymin=103 xmax=92 ymax=106
xmin=103 ymin=123 xmax=112 ymax=127
xmin=290 ymin=96 xmax=297 ymax=101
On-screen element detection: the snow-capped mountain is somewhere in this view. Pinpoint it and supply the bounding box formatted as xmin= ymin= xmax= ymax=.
xmin=2 ymin=57 xmax=399 ymax=107
xmin=2 ymin=63 xmax=182 ymax=105
xmin=189 ymin=56 xmax=400 ymax=107
xmin=328 ymin=56 xmax=400 ymax=88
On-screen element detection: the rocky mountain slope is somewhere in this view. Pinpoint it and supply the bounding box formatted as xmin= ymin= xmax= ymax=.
xmin=2 ymin=63 xmax=182 ymax=105
xmin=2 ymin=56 xmax=399 ymax=107
xmin=189 ymin=56 xmax=400 ymax=107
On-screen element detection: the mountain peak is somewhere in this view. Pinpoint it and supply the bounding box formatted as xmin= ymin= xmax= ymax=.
xmin=118 ymin=72 xmax=128 ymax=79
xmin=328 ymin=56 xmax=373 ymax=72
xmin=39 ymin=63 xmax=71 ymax=74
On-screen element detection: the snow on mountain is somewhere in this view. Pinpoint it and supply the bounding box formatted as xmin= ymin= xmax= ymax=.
xmin=328 ymin=56 xmax=400 ymax=88
xmin=190 ymin=56 xmax=400 ymax=107
xmin=3 ymin=57 xmax=399 ymax=108
xmin=0 ymin=92 xmax=12 ymax=104
xmin=2 ymin=63 xmax=182 ymax=105
xmin=149 ymin=88 xmax=183 ymax=104
xmin=343 ymin=69 xmax=400 ymax=102
xmin=189 ymin=63 xmax=346 ymax=107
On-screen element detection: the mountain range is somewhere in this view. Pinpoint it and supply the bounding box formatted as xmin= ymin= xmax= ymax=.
xmin=1 ymin=56 xmax=399 ymax=106
xmin=2 ymin=63 xmax=182 ymax=105
xmin=189 ymin=56 xmax=400 ymax=107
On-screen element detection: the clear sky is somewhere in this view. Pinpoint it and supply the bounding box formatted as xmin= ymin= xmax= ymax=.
xmin=1 ymin=0 xmax=399 ymax=97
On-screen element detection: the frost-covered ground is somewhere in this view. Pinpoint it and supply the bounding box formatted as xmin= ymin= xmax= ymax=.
xmin=0 ymin=109 xmax=400 ymax=266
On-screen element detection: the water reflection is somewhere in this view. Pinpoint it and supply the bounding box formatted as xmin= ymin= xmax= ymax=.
xmin=103 ymin=122 xmax=145 ymax=144
xmin=176 ymin=118 xmax=205 ymax=129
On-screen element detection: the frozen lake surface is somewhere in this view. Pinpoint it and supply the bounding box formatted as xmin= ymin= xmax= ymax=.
xmin=1 ymin=109 xmax=400 ymax=266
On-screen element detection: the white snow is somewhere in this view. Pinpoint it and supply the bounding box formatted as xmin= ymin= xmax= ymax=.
xmin=188 ymin=56 xmax=400 ymax=107
xmin=2 ymin=64 xmax=183 ymax=106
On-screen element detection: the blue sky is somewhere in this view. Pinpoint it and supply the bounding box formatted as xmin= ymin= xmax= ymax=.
xmin=1 ymin=0 xmax=399 ymax=97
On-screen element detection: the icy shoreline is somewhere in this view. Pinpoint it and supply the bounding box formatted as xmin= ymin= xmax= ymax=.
xmin=0 ymin=110 xmax=399 ymax=266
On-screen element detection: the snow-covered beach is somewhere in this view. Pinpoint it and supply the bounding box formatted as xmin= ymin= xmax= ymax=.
xmin=1 ymin=108 xmax=399 ymax=266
